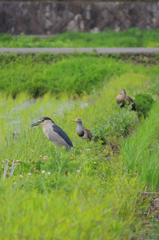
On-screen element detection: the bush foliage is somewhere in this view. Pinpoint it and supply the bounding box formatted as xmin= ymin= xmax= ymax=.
xmin=92 ymin=109 xmax=137 ymax=144
xmin=135 ymin=93 xmax=155 ymax=118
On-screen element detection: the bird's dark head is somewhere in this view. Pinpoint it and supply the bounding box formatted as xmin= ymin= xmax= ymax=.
xmin=120 ymin=89 xmax=126 ymax=96
xmin=73 ymin=118 xmax=82 ymax=124
xmin=31 ymin=117 xmax=55 ymax=127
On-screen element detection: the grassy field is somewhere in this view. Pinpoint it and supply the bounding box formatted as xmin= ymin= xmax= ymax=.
xmin=0 ymin=53 xmax=159 ymax=239
xmin=0 ymin=54 xmax=128 ymax=98
xmin=0 ymin=53 xmax=159 ymax=99
xmin=1 ymin=28 xmax=159 ymax=47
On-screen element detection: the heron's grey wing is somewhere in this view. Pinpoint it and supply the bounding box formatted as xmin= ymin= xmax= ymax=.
xmin=83 ymin=127 xmax=93 ymax=140
xmin=52 ymin=124 xmax=73 ymax=147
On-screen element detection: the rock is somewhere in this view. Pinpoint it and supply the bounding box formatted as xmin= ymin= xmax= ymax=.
xmin=101 ymin=9 xmax=114 ymax=24
xmin=90 ymin=27 xmax=100 ymax=33
xmin=0 ymin=2 xmax=159 ymax=34
xmin=67 ymin=14 xmax=82 ymax=32
xmin=50 ymin=10 xmax=56 ymax=23
xmin=86 ymin=4 xmax=91 ymax=11
xmin=109 ymin=19 xmax=120 ymax=31
xmin=85 ymin=9 xmax=91 ymax=20
xmin=127 ymin=8 xmax=140 ymax=24
xmin=122 ymin=3 xmax=135 ymax=14
xmin=154 ymin=10 xmax=159 ymax=26
xmin=63 ymin=10 xmax=74 ymax=20
xmin=121 ymin=19 xmax=132 ymax=30
xmin=11 ymin=27 xmax=15 ymax=33
xmin=137 ymin=20 xmax=147 ymax=29
xmin=67 ymin=20 xmax=78 ymax=32
xmin=45 ymin=5 xmax=50 ymax=13
xmin=152 ymin=4 xmax=158 ymax=13
xmin=93 ymin=2 xmax=107 ymax=10
xmin=45 ymin=19 xmax=53 ymax=30
xmin=45 ymin=12 xmax=50 ymax=18
xmin=80 ymin=20 xmax=85 ymax=32
xmin=113 ymin=10 xmax=125 ymax=22
xmin=105 ymin=2 xmax=117 ymax=12
xmin=146 ymin=3 xmax=157 ymax=13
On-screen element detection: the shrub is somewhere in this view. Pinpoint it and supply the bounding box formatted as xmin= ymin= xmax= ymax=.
xmin=134 ymin=93 xmax=155 ymax=118
xmin=28 ymin=81 xmax=48 ymax=98
xmin=92 ymin=109 xmax=138 ymax=144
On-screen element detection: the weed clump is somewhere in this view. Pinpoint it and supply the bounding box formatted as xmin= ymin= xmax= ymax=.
xmin=92 ymin=109 xmax=137 ymax=144
xmin=134 ymin=93 xmax=155 ymax=118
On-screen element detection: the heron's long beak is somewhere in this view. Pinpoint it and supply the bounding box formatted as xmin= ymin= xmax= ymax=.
xmin=73 ymin=120 xmax=77 ymax=122
xmin=31 ymin=120 xmax=41 ymax=127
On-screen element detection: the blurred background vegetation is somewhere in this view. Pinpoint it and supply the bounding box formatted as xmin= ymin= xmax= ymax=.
xmin=1 ymin=29 xmax=159 ymax=47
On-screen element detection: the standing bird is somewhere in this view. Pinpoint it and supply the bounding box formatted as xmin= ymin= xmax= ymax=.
xmin=31 ymin=117 xmax=73 ymax=149
xmin=74 ymin=118 xmax=93 ymax=140
xmin=116 ymin=89 xmax=136 ymax=111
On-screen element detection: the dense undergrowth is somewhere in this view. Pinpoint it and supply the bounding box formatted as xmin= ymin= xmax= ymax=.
xmin=0 ymin=55 xmax=159 ymax=238
xmin=1 ymin=28 xmax=159 ymax=47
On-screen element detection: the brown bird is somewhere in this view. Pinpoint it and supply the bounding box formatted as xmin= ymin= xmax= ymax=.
xmin=73 ymin=118 xmax=93 ymax=140
xmin=116 ymin=89 xmax=136 ymax=111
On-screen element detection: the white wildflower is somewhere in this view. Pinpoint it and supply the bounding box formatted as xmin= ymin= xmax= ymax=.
xmin=76 ymin=170 xmax=80 ymax=173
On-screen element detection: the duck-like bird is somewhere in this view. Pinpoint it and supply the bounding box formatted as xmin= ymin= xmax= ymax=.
xmin=74 ymin=118 xmax=93 ymax=140
xmin=116 ymin=89 xmax=136 ymax=111
xmin=31 ymin=117 xmax=73 ymax=149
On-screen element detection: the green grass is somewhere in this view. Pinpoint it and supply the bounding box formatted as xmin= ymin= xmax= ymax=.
xmin=0 ymin=58 xmax=158 ymax=239
xmin=1 ymin=53 xmax=159 ymax=238
xmin=121 ymin=102 xmax=159 ymax=191
xmin=1 ymin=28 xmax=159 ymax=47
xmin=0 ymin=53 xmax=159 ymax=98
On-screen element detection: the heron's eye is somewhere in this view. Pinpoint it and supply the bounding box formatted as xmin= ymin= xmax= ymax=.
xmin=42 ymin=119 xmax=45 ymax=122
